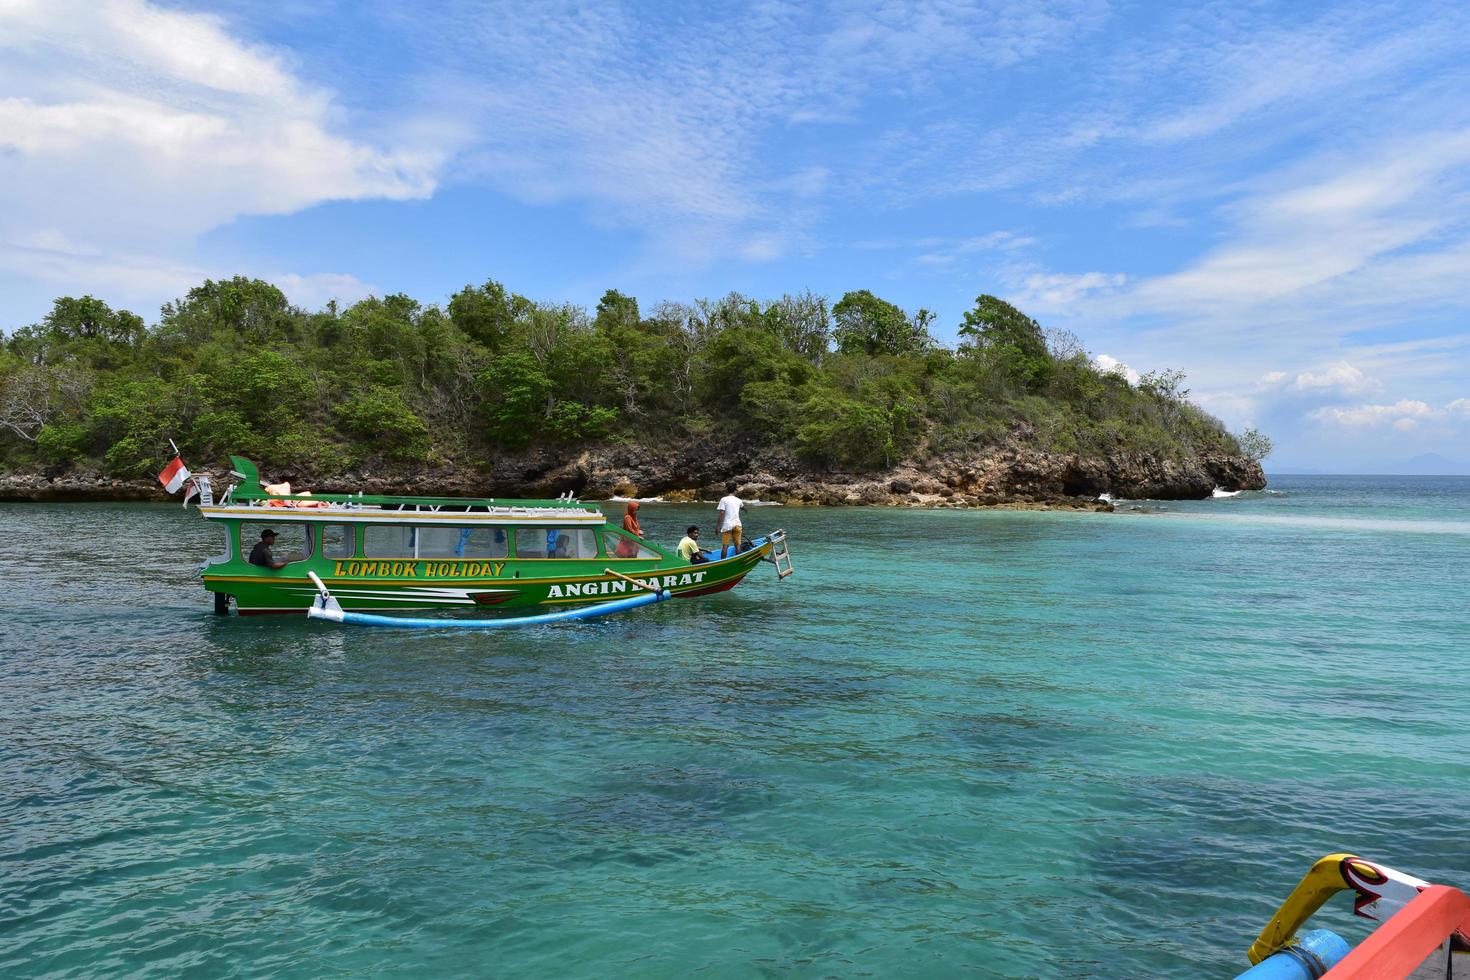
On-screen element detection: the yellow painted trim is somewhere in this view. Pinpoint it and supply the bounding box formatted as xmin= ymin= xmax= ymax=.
xmin=360 ymin=553 xmax=512 ymax=562
xmin=203 ymin=544 xmax=761 ymax=588
xmin=207 ymin=575 xmax=502 ymax=586
xmin=499 ymin=555 xmax=662 ymax=562
xmin=201 ymin=560 xmax=764 ymax=589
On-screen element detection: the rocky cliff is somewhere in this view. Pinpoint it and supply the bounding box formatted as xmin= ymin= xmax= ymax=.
xmin=0 ymin=439 xmax=1266 ymax=507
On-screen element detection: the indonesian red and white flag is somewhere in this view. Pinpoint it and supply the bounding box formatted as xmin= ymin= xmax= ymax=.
xmin=158 ymin=455 xmax=191 ymax=494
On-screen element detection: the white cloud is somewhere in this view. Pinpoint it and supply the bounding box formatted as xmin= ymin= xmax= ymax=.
xmin=274 ymin=273 xmax=379 ymax=311
xmin=1137 ymin=6 xmax=1469 ymax=144
xmin=1012 ymin=271 xmax=1127 ymax=309
xmin=1128 ymin=129 xmax=1470 ymax=314
xmin=911 ymin=230 xmax=1037 ymax=266
xmin=1093 ymin=354 xmax=1140 ymax=385
xmin=0 ymin=230 xmax=379 ymax=318
xmin=0 ymin=233 xmax=205 ymax=299
xmin=1311 ymin=398 xmax=1470 ymax=428
xmin=1258 ymin=362 xmax=1381 ymax=396
xmin=0 ymin=0 xmax=444 ymax=304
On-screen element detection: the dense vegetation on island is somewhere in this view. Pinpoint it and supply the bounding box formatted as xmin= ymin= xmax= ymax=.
xmin=0 ymin=277 xmax=1269 ymax=480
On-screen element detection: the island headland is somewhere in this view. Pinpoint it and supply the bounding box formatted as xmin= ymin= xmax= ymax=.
xmin=0 ymin=279 xmax=1268 ymax=508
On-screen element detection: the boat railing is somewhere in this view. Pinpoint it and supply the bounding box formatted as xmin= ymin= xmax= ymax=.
xmin=218 ymin=496 xmax=600 ymax=520
xmin=1323 ymin=885 xmax=1470 ymax=978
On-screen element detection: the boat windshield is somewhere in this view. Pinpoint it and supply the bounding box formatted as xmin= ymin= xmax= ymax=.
xmin=603 ymin=528 xmax=659 ymax=559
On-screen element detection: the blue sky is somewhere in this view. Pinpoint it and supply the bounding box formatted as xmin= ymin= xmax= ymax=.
xmin=2 ymin=0 xmax=1468 ymax=471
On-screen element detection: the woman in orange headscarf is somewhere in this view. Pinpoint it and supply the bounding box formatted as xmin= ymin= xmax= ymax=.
xmin=615 ymin=500 xmax=642 ymax=557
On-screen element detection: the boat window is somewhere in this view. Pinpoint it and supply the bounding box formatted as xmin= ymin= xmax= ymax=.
xmin=603 ymin=528 xmax=659 ymax=559
xmin=239 ymin=522 xmax=309 ymax=563
xmin=556 ymin=528 xmax=599 ymax=559
xmin=418 ymin=525 xmax=508 ymax=559
xmin=516 ymin=527 xmax=598 ymax=559
xmin=319 ymin=524 xmax=353 ymax=559
xmin=365 ymin=524 xmax=510 ymax=559
xmin=511 ymin=528 xmax=546 ymax=558
xmin=364 ymin=525 xmax=416 ymax=558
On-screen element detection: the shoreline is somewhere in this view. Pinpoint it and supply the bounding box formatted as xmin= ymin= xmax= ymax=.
xmin=0 ymin=443 xmax=1264 ymax=511
xmin=0 ymin=483 xmax=1117 ymax=512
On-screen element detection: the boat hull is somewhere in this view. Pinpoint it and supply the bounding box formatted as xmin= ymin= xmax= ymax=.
xmin=204 ymin=538 xmax=774 ymax=614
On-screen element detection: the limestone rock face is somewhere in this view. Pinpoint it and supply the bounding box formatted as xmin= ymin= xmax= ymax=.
xmin=0 ymin=439 xmax=1267 ymax=508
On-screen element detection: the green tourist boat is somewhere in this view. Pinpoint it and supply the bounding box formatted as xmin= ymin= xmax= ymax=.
xmin=193 ymin=457 xmax=792 ymax=616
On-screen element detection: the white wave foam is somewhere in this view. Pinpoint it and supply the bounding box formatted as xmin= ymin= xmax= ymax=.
xmin=607 ymin=495 xmax=665 ymax=503
xmin=1211 ymin=487 xmax=1242 ymax=498
xmin=1097 ymin=493 xmax=1114 ymax=504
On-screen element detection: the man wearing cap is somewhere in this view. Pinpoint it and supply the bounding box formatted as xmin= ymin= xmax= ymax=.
xmin=249 ymin=529 xmax=288 ymax=569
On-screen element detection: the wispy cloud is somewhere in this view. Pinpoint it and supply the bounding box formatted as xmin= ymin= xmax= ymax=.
xmin=1258 ymin=363 xmax=1381 ymax=397
xmin=1009 ymin=270 xmax=1127 ymax=309
xmin=910 ymin=231 xmax=1037 ymax=267
xmin=391 ymin=0 xmax=1108 ymax=265
xmin=0 ymin=229 xmax=378 ymax=318
xmin=1312 ymin=398 xmax=1470 ymax=431
xmin=1129 ymin=129 xmax=1470 ymax=317
xmin=0 ymin=0 xmax=445 ymax=308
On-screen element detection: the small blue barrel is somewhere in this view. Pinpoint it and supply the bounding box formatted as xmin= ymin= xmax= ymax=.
xmin=1233 ymin=929 xmax=1352 ymax=979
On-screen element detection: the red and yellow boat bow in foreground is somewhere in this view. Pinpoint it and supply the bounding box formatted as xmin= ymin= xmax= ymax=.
xmin=1239 ymin=853 xmax=1470 ymax=978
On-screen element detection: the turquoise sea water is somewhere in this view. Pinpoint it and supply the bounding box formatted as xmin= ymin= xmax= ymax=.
xmin=2 ymin=476 xmax=1468 ymax=977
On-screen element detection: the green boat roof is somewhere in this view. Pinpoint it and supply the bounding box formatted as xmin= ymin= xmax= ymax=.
xmin=226 ymin=456 xmax=601 ymax=512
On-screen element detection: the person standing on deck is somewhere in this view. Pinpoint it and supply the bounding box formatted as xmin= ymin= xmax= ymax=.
xmin=615 ymin=500 xmax=643 ymax=558
xmin=716 ymin=484 xmax=743 ymax=558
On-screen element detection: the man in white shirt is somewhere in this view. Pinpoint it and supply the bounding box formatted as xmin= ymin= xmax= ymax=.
xmin=716 ymin=483 xmax=743 ymax=558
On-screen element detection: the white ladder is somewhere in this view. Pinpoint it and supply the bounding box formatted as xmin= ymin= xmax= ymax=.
xmin=769 ymin=530 xmax=794 ymax=579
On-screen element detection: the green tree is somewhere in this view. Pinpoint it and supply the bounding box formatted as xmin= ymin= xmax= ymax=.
xmin=594 ymin=289 xmax=640 ymax=333
xmin=958 ymin=294 xmax=1052 ymax=390
xmin=159 ymin=277 xmax=293 ymax=346
xmin=832 ymin=290 xmax=932 ymax=357
xmin=478 ymin=351 xmax=553 ymax=449
xmin=448 ymin=279 xmax=530 ymax=351
xmin=5 ymin=296 xmax=144 ymax=370
xmin=795 ymin=390 xmax=894 ymax=469
xmin=761 ymin=290 xmax=831 ymax=362
xmin=334 ymin=386 xmax=430 ymax=461
xmin=43 ymin=296 xmax=145 ymax=345
xmin=701 ymin=325 xmax=811 ymax=414
xmin=1238 ymin=427 xmax=1274 ymax=462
